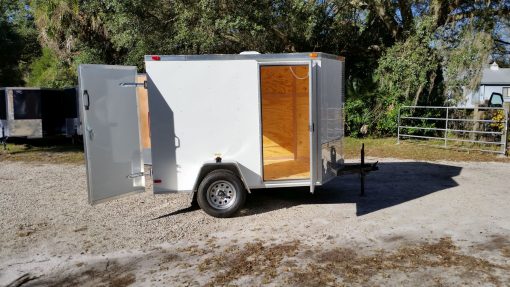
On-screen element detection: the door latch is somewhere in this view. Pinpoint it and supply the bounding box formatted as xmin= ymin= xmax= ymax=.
xmin=127 ymin=167 xmax=152 ymax=178
xmin=127 ymin=172 xmax=144 ymax=179
xmin=119 ymin=81 xmax=147 ymax=89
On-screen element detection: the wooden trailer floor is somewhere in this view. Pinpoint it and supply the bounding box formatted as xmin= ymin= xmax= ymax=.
xmin=262 ymin=158 xmax=310 ymax=180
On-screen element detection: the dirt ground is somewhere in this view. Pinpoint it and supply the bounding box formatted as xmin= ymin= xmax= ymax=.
xmin=1 ymin=158 xmax=509 ymax=286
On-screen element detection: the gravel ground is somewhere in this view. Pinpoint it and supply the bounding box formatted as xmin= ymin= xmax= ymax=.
xmin=0 ymin=158 xmax=509 ymax=286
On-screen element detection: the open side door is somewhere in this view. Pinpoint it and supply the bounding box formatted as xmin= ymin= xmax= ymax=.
xmin=319 ymin=59 xmax=344 ymax=185
xmin=309 ymin=61 xmax=318 ymax=194
xmin=78 ymin=64 xmax=145 ymax=204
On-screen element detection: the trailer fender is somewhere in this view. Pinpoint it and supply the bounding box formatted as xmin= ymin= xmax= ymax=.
xmin=192 ymin=162 xmax=251 ymax=196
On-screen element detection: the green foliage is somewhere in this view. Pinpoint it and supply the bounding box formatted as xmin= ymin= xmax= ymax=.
xmin=344 ymin=98 xmax=372 ymax=137
xmin=376 ymin=17 xmax=438 ymax=104
xmin=370 ymin=16 xmax=441 ymax=135
xmin=439 ymin=30 xmax=493 ymax=101
xmin=2 ymin=0 xmax=510 ymax=137
xmin=26 ymin=47 xmax=74 ymax=88
xmin=0 ymin=0 xmax=41 ymax=86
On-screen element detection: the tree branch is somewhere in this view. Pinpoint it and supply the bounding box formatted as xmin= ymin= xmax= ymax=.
xmin=370 ymin=1 xmax=401 ymax=39
xmin=495 ymin=38 xmax=510 ymax=45
xmin=448 ymin=7 xmax=510 ymax=23
xmin=432 ymin=0 xmax=453 ymax=28
xmin=397 ymin=0 xmax=413 ymax=31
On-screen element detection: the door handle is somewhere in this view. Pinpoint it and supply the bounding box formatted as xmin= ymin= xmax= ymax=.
xmin=84 ymin=90 xmax=90 ymax=110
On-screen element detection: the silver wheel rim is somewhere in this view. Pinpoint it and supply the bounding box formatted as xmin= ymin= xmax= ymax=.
xmin=206 ymin=180 xmax=237 ymax=209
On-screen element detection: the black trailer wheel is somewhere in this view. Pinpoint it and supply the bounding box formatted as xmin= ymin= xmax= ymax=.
xmin=197 ymin=169 xmax=247 ymax=218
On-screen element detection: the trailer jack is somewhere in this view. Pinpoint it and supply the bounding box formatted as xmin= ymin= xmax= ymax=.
xmin=329 ymin=143 xmax=378 ymax=196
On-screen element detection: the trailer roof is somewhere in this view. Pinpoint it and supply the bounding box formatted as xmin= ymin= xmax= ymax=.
xmin=144 ymin=52 xmax=343 ymax=62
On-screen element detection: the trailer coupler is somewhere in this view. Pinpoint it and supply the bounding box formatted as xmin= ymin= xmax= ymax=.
xmin=330 ymin=143 xmax=378 ymax=196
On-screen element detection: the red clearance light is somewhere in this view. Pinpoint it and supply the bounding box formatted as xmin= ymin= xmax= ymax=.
xmin=154 ymin=179 xmax=162 ymax=183
xmin=151 ymin=55 xmax=161 ymax=61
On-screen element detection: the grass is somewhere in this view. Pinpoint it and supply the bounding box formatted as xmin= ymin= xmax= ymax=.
xmin=196 ymin=238 xmax=508 ymax=286
xmin=344 ymin=137 xmax=510 ymax=162
xmin=0 ymin=137 xmax=508 ymax=164
xmin=0 ymin=139 xmax=84 ymax=164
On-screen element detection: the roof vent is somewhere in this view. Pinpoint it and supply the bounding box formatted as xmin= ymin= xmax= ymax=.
xmin=490 ymin=61 xmax=499 ymax=70
xmin=240 ymin=51 xmax=260 ymax=55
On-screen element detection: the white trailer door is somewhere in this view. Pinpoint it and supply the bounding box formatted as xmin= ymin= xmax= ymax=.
xmin=319 ymin=59 xmax=344 ymax=185
xmin=78 ymin=64 xmax=145 ymax=204
xmin=309 ymin=61 xmax=318 ymax=194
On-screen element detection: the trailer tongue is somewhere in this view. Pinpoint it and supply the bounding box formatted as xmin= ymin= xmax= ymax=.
xmin=330 ymin=144 xmax=379 ymax=196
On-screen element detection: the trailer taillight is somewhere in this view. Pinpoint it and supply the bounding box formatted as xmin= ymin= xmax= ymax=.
xmin=151 ymin=55 xmax=161 ymax=61
xmin=154 ymin=179 xmax=162 ymax=183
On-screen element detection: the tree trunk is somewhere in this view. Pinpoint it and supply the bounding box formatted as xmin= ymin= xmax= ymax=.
xmin=412 ymin=83 xmax=424 ymax=107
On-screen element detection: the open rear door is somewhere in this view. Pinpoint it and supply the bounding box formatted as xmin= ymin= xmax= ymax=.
xmin=78 ymin=64 xmax=145 ymax=204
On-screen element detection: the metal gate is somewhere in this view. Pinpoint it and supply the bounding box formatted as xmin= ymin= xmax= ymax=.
xmin=397 ymin=106 xmax=509 ymax=154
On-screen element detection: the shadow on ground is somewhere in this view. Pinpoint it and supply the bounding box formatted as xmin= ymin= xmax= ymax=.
xmin=154 ymin=161 xmax=462 ymax=218
xmin=243 ymin=161 xmax=462 ymax=216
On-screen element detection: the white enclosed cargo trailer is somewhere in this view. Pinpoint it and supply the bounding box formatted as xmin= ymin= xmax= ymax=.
xmin=78 ymin=52 xmax=376 ymax=217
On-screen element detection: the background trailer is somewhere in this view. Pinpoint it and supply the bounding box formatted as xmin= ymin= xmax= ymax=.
xmin=0 ymin=87 xmax=79 ymax=144
xmin=78 ymin=52 xmax=376 ymax=217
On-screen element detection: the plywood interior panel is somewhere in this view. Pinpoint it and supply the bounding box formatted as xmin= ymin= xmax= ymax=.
xmin=260 ymin=65 xmax=310 ymax=180
xmin=137 ymin=74 xmax=151 ymax=149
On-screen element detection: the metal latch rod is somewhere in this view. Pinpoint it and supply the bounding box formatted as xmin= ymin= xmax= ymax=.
xmin=119 ymin=81 xmax=147 ymax=88
xmin=127 ymin=172 xmax=145 ymax=179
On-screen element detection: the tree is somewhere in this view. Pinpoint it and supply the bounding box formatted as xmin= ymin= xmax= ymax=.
xmin=7 ymin=0 xmax=510 ymax=136
xmin=345 ymin=0 xmax=510 ymax=136
xmin=0 ymin=0 xmax=40 ymax=86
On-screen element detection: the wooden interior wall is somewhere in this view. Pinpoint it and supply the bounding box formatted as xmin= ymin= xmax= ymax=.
xmin=137 ymin=74 xmax=151 ymax=149
xmin=260 ymin=65 xmax=310 ymax=180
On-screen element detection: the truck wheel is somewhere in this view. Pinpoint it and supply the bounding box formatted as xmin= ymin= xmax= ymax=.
xmin=197 ymin=169 xmax=247 ymax=218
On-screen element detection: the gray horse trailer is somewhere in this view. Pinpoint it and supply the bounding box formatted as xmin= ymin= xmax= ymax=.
xmin=78 ymin=52 xmax=376 ymax=217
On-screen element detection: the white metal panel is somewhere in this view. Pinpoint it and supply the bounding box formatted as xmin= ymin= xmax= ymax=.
xmin=310 ymin=61 xmax=318 ymax=193
xmin=319 ymin=58 xmax=344 ymax=184
xmin=146 ymin=60 xmax=261 ymax=193
xmin=78 ymin=64 xmax=145 ymax=204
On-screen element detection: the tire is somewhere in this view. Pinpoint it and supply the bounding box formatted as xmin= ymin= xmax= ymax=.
xmin=197 ymin=169 xmax=247 ymax=218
